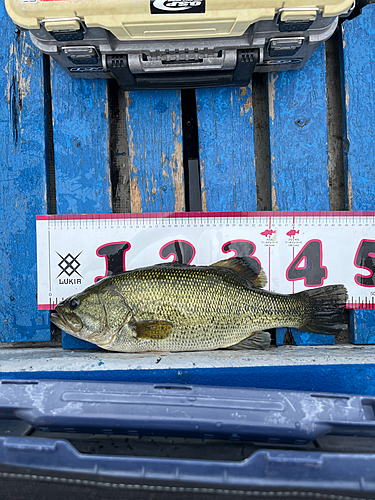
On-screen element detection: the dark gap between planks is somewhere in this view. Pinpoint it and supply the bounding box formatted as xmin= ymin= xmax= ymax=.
xmin=181 ymin=89 xmax=202 ymax=212
xmin=252 ymin=72 xmax=272 ymax=212
xmin=325 ymin=28 xmax=351 ymax=343
xmin=42 ymin=54 xmax=61 ymax=347
xmin=325 ymin=28 xmax=347 ymax=212
xmin=108 ymin=80 xmax=131 ymax=214
xmin=43 ymin=54 xmax=56 ymax=216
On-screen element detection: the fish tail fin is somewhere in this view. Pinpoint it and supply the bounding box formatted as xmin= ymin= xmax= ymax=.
xmin=296 ymin=284 xmax=348 ymax=335
xmin=227 ymin=331 xmax=271 ymax=350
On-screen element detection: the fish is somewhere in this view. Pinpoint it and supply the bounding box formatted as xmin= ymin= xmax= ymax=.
xmin=50 ymin=257 xmax=348 ymax=353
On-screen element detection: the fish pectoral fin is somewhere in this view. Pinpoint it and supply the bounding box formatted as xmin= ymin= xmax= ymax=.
xmin=210 ymin=257 xmax=267 ymax=289
xmin=129 ymin=320 xmax=173 ymax=340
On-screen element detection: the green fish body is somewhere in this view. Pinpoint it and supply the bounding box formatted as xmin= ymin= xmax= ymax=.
xmin=50 ymin=258 xmax=348 ymax=352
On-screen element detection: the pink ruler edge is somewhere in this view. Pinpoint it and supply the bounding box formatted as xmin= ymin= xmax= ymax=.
xmin=36 ymin=210 xmax=375 ymax=221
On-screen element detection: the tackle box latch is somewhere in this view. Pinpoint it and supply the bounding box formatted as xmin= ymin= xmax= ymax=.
xmin=62 ymin=46 xmax=99 ymax=65
xmin=42 ymin=17 xmax=86 ymax=42
xmin=268 ymin=37 xmax=305 ymax=57
xmin=276 ymin=8 xmax=319 ymax=32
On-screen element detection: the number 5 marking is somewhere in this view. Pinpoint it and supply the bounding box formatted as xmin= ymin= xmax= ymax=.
xmin=354 ymin=239 xmax=375 ymax=287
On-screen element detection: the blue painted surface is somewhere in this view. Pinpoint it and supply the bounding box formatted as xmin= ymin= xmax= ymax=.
xmin=125 ymin=90 xmax=184 ymax=213
xmin=51 ymin=64 xmax=112 ymax=215
xmin=0 ymin=363 xmax=374 ymax=396
xmin=342 ymin=5 xmax=375 ymax=344
xmin=269 ymin=45 xmax=334 ymax=346
xmin=60 ymin=334 xmax=101 ymax=350
xmin=50 ymin=63 xmax=112 ymax=348
xmin=195 ymin=86 xmax=257 ymax=212
xmin=0 ymin=14 xmax=50 ymax=342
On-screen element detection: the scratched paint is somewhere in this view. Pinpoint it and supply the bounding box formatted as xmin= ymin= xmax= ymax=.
xmin=269 ymin=45 xmax=334 ymax=346
xmin=0 ymin=16 xmax=50 ymax=341
xmin=125 ymin=90 xmax=184 ymax=213
xmin=342 ymin=4 xmax=375 ymax=344
xmin=50 ymin=63 xmax=112 ymax=349
xmin=196 ymin=86 xmax=257 ymax=212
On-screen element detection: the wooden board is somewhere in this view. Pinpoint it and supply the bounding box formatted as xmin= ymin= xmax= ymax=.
xmin=0 ymin=10 xmax=50 ymax=342
xmin=50 ymin=63 xmax=112 ymax=348
xmin=342 ymin=4 xmax=375 ymax=344
xmin=195 ymin=86 xmax=257 ymax=212
xmin=125 ymin=90 xmax=184 ymax=213
xmin=268 ymin=45 xmax=335 ymax=346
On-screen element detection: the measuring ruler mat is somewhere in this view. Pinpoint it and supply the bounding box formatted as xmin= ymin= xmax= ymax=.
xmin=36 ymin=211 xmax=375 ymax=310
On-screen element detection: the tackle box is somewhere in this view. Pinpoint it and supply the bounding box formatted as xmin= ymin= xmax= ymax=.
xmin=4 ymin=0 xmax=358 ymax=90
xmin=0 ymin=379 xmax=375 ymax=499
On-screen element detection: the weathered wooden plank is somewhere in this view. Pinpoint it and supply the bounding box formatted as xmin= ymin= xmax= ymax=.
xmin=268 ymin=45 xmax=335 ymax=346
xmin=50 ymin=63 xmax=112 ymax=348
xmin=342 ymin=5 xmax=375 ymax=344
xmin=195 ymin=86 xmax=257 ymax=212
xmin=125 ymin=90 xmax=184 ymax=213
xmin=0 ymin=9 xmax=50 ymax=342
xmin=51 ymin=65 xmax=112 ymax=214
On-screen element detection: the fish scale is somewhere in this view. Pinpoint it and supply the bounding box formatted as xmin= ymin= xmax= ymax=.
xmin=50 ymin=258 xmax=348 ymax=353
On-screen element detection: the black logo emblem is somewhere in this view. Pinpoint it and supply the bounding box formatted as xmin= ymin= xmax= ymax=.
xmin=151 ymin=0 xmax=205 ymax=14
xmin=57 ymin=252 xmax=83 ymax=278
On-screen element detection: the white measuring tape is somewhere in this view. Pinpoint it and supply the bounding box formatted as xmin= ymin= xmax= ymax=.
xmin=36 ymin=211 xmax=375 ymax=310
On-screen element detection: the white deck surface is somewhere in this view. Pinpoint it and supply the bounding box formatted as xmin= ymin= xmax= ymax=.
xmin=0 ymin=345 xmax=372 ymax=373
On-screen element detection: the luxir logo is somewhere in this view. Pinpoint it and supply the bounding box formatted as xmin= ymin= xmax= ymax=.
xmin=151 ymin=0 xmax=205 ymax=14
xmin=56 ymin=252 xmax=83 ymax=285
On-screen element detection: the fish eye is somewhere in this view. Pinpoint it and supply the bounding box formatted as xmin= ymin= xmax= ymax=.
xmin=69 ymin=298 xmax=80 ymax=310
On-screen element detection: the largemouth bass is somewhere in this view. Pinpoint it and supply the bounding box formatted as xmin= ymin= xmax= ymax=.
xmin=50 ymin=257 xmax=348 ymax=352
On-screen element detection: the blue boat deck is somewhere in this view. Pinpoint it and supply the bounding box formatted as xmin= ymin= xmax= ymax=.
xmin=1 ymin=4 xmax=375 ymax=392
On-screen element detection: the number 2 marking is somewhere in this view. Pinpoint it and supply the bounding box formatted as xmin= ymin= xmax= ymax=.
xmin=160 ymin=240 xmax=196 ymax=264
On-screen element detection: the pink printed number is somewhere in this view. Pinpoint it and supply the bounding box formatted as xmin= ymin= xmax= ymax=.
xmin=95 ymin=242 xmax=131 ymax=282
xmin=286 ymin=240 xmax=327 ymax=287
xmin=354 ymin=239 xmax=375 ymax=287
xmin=222 ymin=240 xmax=261 ymax=275
xmin=160 ymin=240 xmax=196 ymax=265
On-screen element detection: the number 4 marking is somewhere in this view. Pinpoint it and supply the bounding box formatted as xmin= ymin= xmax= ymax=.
xmin=286 ymin=240 xmax=327 ymax=287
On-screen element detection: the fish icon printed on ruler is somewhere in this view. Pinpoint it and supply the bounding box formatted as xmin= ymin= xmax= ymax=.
xmin=286 ymin=228 xmax=301 ymax=247
xmin=286 ymin=229 xmax=299 ymax=239
xmin=261 ymin=229 xmax=276 ymax=238
xmin=260 ymin=228 xmax=277 ymax=248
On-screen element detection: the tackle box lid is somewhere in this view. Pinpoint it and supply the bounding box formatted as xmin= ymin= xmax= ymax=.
xmin=0 ymin=379 xmax=375 ymax=496
xmin=5 ymin=0 xmax=354 ymax=41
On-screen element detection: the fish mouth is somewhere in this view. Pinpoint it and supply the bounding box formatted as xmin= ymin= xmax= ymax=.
xmin=50 ymin=310 xmax=83 ymax=333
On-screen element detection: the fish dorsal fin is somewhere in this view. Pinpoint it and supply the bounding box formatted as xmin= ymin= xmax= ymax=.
xmin=210 ymin=257 xmax=267 ymax=289
xmin=129 ymin=320 xmax=173 ymax=340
